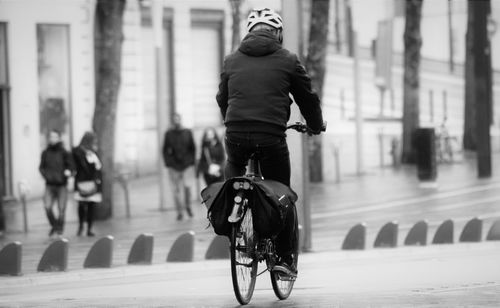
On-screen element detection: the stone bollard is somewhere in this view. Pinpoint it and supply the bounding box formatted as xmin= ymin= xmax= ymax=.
xmin=167 ymin=231 xmax=195 ymax=262
xmin=486 ymin=220 xmax=500 ymax=241
xmin=404 ymin=220 xmax=428 ymax=246
xmin=37 ymin=238 xmax=69 ymax=272
xmin=0 ymin=242 xmax=22 ymax=276
xmin=115 ymin=169 xmax=131 ymax=218
xmin=331 ymin=144 xmax=341 ymax=183
xmin=432 ymin=219 xmax=454 ymax=244
xmin=17 ymin=180 xmax=30 ymax=233
xmin=205 ymin=235 xmax=229 ymax=260
xmin=341 ymin=223 xmax=366 ymax=250
xmin=459 ymin=217 xmax=482 ymax=242
xmin=84 ymin=236 xmax=114 ymax=268
xmin=390 ymin=137 xmax=401 ymax=167
xmin=374 ymin=221 xmax=398 ymax=248
xmin=298 ymin=224 xmax=304 ymax=252
xmin=378 ymin=129 xmax=385 ymax=167
xmin=128 ymin=233 xmax=154 ymax=265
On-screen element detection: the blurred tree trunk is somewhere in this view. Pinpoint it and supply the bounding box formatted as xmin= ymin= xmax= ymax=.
xmin=0 ymin=192 xmax=4 ymax=234
xmin=93 ymin=0 xmax=125 ymax=219
xmin=401 ymin=0 xmax=423 ymax=164
xmin=0 ymin=125 xmax=4 ymax=233
xmin=333 ymin=0 xmax=341 ymax=53
xmin=472 ymin=0 xmax=492 ymax=177
xmin=229 ymin=0 xmax=241 ymax=52
xmin=345 ymin=0 xmax=354 ymax=57
xmin=305 ymin=0 xmax=330 ymax=182
xmin=463 ymin=1 xmax=476 ymax=150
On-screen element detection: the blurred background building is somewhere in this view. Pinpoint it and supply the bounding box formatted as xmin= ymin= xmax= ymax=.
xmin=0 ymin=0 xmax=499 ymax=200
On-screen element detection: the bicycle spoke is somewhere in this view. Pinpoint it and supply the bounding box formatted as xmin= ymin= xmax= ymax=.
xmin=230 ymin=208 xmax=257 ymax=305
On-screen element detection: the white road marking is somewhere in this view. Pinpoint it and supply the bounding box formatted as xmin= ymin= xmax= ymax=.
xmin=312 ymin=182 xmax=500 ymax=219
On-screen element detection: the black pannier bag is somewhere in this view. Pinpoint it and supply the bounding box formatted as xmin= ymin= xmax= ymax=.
xmin=201 ymin=177 xmax=298 ymax=238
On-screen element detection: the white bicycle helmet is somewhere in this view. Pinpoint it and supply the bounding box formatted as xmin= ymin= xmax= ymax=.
xmin=246 ymin=8 xmax=283 ymax=32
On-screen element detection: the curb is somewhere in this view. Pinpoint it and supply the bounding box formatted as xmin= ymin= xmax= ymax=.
xmin=2 ymin=242 xmax=499 ymax=290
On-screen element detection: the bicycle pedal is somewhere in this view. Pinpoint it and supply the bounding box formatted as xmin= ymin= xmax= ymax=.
xmin=272 ymin=265 xmax=297 ymax=280
xmin=277 ymin=273 xmax=296 ymax=281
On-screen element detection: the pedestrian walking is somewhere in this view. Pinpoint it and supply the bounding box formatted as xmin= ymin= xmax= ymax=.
xmin=162 ymin=113 xmax=196 ymax=221
xmin=72 ymin=131 xmax=102 ymax=237
xmin=39 ymin=129 xmax=75 ymax=237
xmin=196 ymin=127 xmax=225 ymax=186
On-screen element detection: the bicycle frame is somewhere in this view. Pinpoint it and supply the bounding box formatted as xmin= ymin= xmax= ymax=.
xmin=228 ymin=122 xmax=323 ymax=304
xmin=227 ymin=153 xmax=262 ymax=223
xmin=227 ymin=154 xmax=286 ymax=274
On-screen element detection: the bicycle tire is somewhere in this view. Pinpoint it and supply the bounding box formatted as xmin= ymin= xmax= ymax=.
xmin=270 ymin=253 xmax=297 ymax=300
xmin=230 ymin=207 xmax=257 ymax=305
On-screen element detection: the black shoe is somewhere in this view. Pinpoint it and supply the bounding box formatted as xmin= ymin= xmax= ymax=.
xmin=77 ymin=225 xmax=83 ymax=236
xmin=87 ymin=231 xmax=95 ymax=237
xmin=176 ymin=214 xmax=183 ymax=221
xmin=273 ymin=255 xmax=297 ymax=277
xmin=186 ymin=208 xmax=193 ymax=217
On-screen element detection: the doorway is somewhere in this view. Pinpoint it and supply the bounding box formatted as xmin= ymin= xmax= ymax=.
xmin=190 ymin=9 xmax=224 ymax=129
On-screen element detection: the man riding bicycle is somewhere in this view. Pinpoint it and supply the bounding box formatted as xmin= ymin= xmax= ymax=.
xmin=216 ymin=8 xmax=324 ymax=277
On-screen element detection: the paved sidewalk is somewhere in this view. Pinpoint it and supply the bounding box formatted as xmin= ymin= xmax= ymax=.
xmin=1 ymin=242 xmax=500 ymax=307
xmin=0 ymin=151 xmax=499 ymax=275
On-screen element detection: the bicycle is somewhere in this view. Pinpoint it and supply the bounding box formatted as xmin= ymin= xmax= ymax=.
xmin=227 ymin=122 xmax=325 ymax=305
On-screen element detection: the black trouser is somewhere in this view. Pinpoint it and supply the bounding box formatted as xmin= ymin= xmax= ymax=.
xmin=224 ymin=132 xmax=298 ymax=257
xmin=78 ymin=201 xmax=95 ymax=231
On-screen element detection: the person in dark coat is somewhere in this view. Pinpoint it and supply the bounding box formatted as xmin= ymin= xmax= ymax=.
xmin=72 ymin=131 xmax=102 ymax=237
xmin=196 ymin=127 xmax=225 ymax=186
xmin=39 ymin=129 xmax=75 ymax=236
xmin=216 ymin=8 xmax=324 ymax=277
xmin=162 ymin=113 xmax=196 ymax=221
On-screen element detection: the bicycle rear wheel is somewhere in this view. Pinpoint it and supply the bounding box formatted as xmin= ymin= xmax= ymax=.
xmin=230 ymin=207 xmax=257 ymax=305
xmin=270 ymin=253 xmax=297 ymax=300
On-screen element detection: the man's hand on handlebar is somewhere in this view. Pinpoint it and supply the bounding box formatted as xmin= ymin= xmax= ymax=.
xmin=286 ymin=121 xmax=327 ymax=135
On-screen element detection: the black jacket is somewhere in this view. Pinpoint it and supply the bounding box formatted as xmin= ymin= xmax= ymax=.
xmin=39 ymin=142 xmax=75 ymax=186
xmin=162 ymin=128 xmax=196 ymax=171
xmin=196 ymin=140 xmax=225 ymax=177
xmin=72 ymin=146 xmax=102 ymax=192
xmin=216 ymin=30 xmax=323 ymax=136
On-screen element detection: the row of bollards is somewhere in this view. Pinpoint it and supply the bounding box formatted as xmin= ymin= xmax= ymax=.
xmin=342 ymin=217 xmax=500 ymax=250
xmin=2 ymin=219 xmax=498 ymax=277
xmin=0 ymin=231 xmax=199 ymax=276
xmin=0 ymin=224 xmax=305 ymax=276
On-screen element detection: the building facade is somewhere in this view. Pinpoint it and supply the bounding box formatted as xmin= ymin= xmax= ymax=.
xmin=1 ymin=0 xmax=500 ymax=200
xmin=0 ymin=0 xmax=281 ymax=199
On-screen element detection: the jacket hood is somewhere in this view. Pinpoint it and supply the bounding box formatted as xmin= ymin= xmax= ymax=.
xmin=238 ymin=30 xmax=281 ymax=57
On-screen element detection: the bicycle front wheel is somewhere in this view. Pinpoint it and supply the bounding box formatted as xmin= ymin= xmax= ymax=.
xmin=230 ymin=208 xmax=257 ymax=305
xmin=270 ymin=253 xmax=297 ymax=300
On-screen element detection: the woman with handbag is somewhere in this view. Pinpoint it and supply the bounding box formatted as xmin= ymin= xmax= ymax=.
xmin=197 ymin=127 xmax=225 ymax=186
xmin=72 ymin=131 xmax=102 ymax=236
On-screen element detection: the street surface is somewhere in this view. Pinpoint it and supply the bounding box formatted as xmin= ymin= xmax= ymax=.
xmin=1 ymin=242 xmax=499 ymax=307
xmin=1 ymin=155 xmax=500 ymax=307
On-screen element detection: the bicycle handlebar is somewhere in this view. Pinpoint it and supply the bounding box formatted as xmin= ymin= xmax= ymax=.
xmin=286 ymin=121 xmax=327 ymax=135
